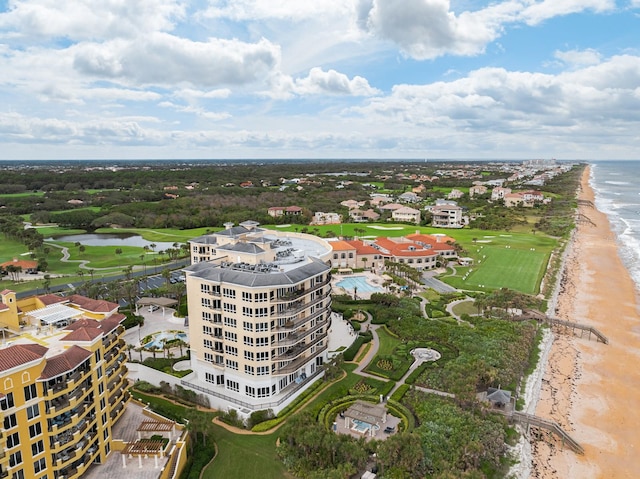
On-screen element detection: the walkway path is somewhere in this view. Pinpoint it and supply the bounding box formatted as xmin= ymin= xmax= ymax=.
xmin=44 ymin=242 xmax=123 ymax=271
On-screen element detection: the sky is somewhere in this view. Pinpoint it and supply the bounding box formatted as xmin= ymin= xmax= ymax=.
xmin=0 ymin=0 xmax=639 ymax=161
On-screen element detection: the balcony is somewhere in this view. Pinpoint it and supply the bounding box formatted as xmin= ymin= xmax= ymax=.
xmin=275 ymin=318 xmax=327 ymax=347
xmin=44 ymin=367 xmax=91 ymax=398
xmin=276 ymin=308 xmax=326 ymax=332
xmin=274 ymin=343 xmax=327 ymax=375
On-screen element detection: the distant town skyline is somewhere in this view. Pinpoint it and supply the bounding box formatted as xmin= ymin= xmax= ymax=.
xmin=1 ymin=0 xmax=639 ymax=161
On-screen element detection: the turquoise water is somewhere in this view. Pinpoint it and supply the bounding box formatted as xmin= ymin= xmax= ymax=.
xmin=352 ymin=419 xmax=380 ymax=433
xmin=336 ymin=276 xmax=383 ymax=293
xmin=144 ymin=331 xmax=188 ymax=350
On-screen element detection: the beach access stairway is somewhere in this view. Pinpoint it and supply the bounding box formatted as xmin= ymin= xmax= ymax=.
xmin=546 ymin=316 xmax=608 ymax=344
xmin=499 ymin=410 xmax=584 ymax=455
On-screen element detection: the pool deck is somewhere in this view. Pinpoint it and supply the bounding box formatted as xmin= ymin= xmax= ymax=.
xmin=332 ymin=411 xmax=402 ymax=441
xmin=331 ymin=271 xmax=387 ymax=299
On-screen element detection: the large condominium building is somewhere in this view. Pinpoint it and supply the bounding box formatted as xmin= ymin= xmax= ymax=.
xmin=0 ymin=292 xmax=129 ymax=479
xmin=182 ymin=221 xmax=333 ymax=415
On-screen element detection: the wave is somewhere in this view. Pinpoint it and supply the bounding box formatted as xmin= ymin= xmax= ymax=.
xmin=605 ymin=180 xmax=631 ymax=186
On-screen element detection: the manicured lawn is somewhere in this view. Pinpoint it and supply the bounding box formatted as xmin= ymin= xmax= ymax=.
xmin=444 ymin=244 xmax=549 ymax=294
xmin=0 ymin=191 xmax=45 ymax=198
xmin=451 ymin=300 xmax=479 ymax=317
xmin=95 ymin=227 xmax=210 ymax=242
xmin=202 ymin=425 xmax=293 ymax=479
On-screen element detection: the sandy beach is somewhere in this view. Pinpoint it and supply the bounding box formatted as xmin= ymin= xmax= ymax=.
xmin=531 ymin=166 xmax=640 ymax=478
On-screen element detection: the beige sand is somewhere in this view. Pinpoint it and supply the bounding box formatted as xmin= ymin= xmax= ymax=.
xmin=531 ymin=166 xmax=640 ymax=478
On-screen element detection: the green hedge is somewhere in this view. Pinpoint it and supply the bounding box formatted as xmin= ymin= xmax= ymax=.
xmin=390 ymin=384 xmax=410 ymax=402
xmin=317 ymin=395 xmax=416 ymax=433
xmin=343 ymin=331 xmax=373 ymax=362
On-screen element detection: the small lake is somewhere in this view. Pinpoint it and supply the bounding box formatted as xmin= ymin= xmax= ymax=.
xmin=46 ymin=233 xmax=181 ymax=250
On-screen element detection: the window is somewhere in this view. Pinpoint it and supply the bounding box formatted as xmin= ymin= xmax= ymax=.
xmin=203 ymin=311 xmax=211 ymax=321
xmin=204 ymin=339 xmax=213 ymax=350
xmin=98 ymin=382 xmax=105 ymax=395
xmin=34 ymin=458 xmax=46 ymax=473
xmin=9 ymin=451 xmax=22 ymax=467
xmin=243 ymin=336 xmax=254 ymax=346
xmin=244 ymin=351 xmax=254 ymax=361
xmin=7 ymin=431 xmax=20 ymax=448
xmin=203 ymin=325 xmax=212 ymax=335
xmin=224 ymin=331 xmax=237 ymax=342
xmin=256 ymin=337 xmax=269 ymax=347
xmin=225 ymin=345 xmax=238 ymax=356
xmin=102 ymin=412 xmax=107 ymax=426
xmin=242 ymin=291 xmax=252 ymax=302
xmin=201 ymin=298 xmax=211 ymax=308
xmin=205 ymin=372 xmax=216 ymax=384
xmin=244 ymin=365 xmax=254 ymax=375
xmin=243 ymin=321 xmax=253 ymax=331
xmin=1 ymin=392 xmax=15 ymax=410
xmin=200 ymin=284 xmax=210 ymax=293
xmin=222 ymin=288 xmax=236 ymax=298
xmin=256 ymin=351 xmax=269 ymax=362
xmin=94 ymin=349 xmax=102 ymax=362
xmin=204 ymin=352 xmax=214 ymax=363
xmin=223 ymin=303 xmax=236 ymax=313
xmin=256 ymin=307 xmax=268 ymax=317
xmin=257 ymin=366 xmax=270 ymax=376
xmin=256 ymin=322 xmax=269 ymax=332
xmin=11 ymin=470 xmax=25 ymax=479
xmin=257 ymin=387 xmax=270 ymax=398
xmin=245 ymin=386 xmax=255 ymax=397
xmin=29 ymin=423 xmax=42 ymax=438
xmin=3 ymin=413 xmax=17 ymax=429
xmin=255 ymin=292 xmax=267 ymax=303
xmin=100 ymin=398 xmax=106 ymax=410
xmin=226 ymin=380 xmax=239 ymax=392
xmin=103 ymin=428 xmax=109 ymax=441
xmin=225 ymin=359 xmax=238 ymax=370
xmin=224 ymin=317 xmax=237 ymax=328
xmin=242 ymin=307 xmax=253 ymax=317
xmin=31 ymin=440 xmax=44 ymax=455
xmin=97 ymin=366 xmax=103 ymax=379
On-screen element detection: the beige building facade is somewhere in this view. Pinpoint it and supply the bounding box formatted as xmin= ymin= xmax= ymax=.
xmin=182 ymin=221 xmax=333 ymax=415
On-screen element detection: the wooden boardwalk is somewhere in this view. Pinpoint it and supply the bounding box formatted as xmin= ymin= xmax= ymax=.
xmin=508 ymin=411 xmax=584 ymax=455
xmin=546 ymin=316 xmax=608 ymax=344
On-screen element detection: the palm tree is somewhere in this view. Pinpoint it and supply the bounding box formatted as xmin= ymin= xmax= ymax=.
xmin=126 ymin=344 xmax=135 ymax=361
xmin=161 ymin=268 xmax=171 ymax=287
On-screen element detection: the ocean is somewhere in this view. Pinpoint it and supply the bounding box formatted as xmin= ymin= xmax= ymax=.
xmin=590 ymin=160 xmax=640 ymax=290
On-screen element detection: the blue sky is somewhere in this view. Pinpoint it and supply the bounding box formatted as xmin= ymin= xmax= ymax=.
xmin=0 ymin=0 xmax=639 ymax=160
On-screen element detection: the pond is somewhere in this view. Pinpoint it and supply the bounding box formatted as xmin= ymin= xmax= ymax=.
xmin=45 ymin=233 xmax=180 ymax=250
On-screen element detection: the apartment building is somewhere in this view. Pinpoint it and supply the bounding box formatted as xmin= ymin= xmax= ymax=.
xmin=182 ymin=221 xmax=333 ymax=415
xmin=0 ymin=292 xmax=129 ymax=479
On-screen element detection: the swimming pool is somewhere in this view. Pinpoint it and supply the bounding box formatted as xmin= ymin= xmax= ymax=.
xmin=336 ymin=276 xmax=383 ymax=293
xmin=144 ymin=331 xmax=188 ymax=350
xmin=352 ymin=419 xmax=380 ymax=434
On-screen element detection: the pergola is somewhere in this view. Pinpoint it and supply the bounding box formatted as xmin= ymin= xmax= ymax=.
xmin=120 ymin=419 xmax=177 ymax=468
xmin=121 ymin=439 xmax=166 ymax=469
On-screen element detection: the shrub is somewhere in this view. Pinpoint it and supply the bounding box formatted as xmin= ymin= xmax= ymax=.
xmin=390 ymin=384 xmax=410 ymax=402
xmin=248 ymin=409 xmax=275 ymax=429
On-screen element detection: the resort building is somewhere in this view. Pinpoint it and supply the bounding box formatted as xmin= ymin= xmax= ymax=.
xmin=182 ymin=221 xmax=333 ymax=415
xmin=328 ymin=234 xmax=457 ymax=272
xmin=391 ymin=206 xmax=421 ymax=224
xmin=0 ymin=292 xmax=129 ymax=479
xmin=430 ymin=203 xmax=464 ymax=228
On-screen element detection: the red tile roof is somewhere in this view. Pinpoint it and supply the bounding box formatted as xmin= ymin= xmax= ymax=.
xmin=0 ymin=343 xmax=47 ymax=373
xmin=40 ymin=345 xmax=92 ymax=379
xmin=330 ymin=240 xmax=356 ymax=252
xmin=374 ymin=237 xmax=438 ymax=258
xmin=1 ymin=289 xmax=14 ymax=295
xmin=0 ymin=303 xmax=8 ymax=312
xmin=38 ymin=294 xmax=68 ymax=306
xmin=67 ymin=295 xmax=118 ymax=313
xmin=61 ymin=327 xmax=103 ymax=342
xmin=0 ymin=258 xmax=38 ymax=269
xmin=344 ymin=240 xmax=379 ymax=255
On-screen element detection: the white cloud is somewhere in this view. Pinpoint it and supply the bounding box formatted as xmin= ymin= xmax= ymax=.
xmin=0 ymin=0 xmax=184 ymax=41
xmin=72 ymin=34 xmax=280 ymax=87
xmin=200 ymin=0 xmax=353 ymax=22
xmin=554 ymin=49 xmax=602 ymax=67
xmin=292 ymin=68 xmax=380 ymax=96
xmin=519 ymin=0 xmax=615 ymax=26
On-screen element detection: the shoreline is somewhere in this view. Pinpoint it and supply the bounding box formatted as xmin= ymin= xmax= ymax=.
xmin=530 ymin=165 xmax=640 ymax=478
